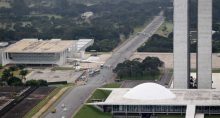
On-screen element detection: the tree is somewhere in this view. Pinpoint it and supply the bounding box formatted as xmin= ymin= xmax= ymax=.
xmin=9 ymin=66 xmax=17 ymax=71
xmin=1 ymin=69 xmax=12 ymax=81
xmin=26 ymin=80 xmax=48 ymax=86
xmin=7 ymin=77 xmax=23 ymax=86
xmin=11 ymin=0 xmax=29 ymax=15
xmin=19 ymin=70 xmax=28 ymax=80
xmin=113 ymin=57 xmax=164 ymax=80
xmin=17 ymin=65 xmax=25 ymax=70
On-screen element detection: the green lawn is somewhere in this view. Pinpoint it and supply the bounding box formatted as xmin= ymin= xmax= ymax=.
xmin=156 ymin=20 xmax=173 ymax=37
xmin=121 ymin=74 xmax=161 ymax=81
xmin=206 ymin=115 xmax=220 ymax=118
xmin=212 ymin=68 xmax=220 ymax=73
xmin=0 ymin=70 xmax=2 ymax=77
xmin=87 ymin=89 xmax=111 ymax=103
xmin=191 ymin=68 xmax=220 ymax=73
xmin=74 ymin=83 xmax=121 ymax=118
xmin=134 ymin=19 xmax=152 ymax=33
xmin=74 ymin=89 xmax=112 ymax=118
xmin=74 ymin=106 xmax=111 ymax=118
xmin=102 ymin=83 xmax=121 ymax=88
xmin=23 ymin=87 xmax=61 ymax=118
xmin=157 ymin=114 xmax=185 ymax=118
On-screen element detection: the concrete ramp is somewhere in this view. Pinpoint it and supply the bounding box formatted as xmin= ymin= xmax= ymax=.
xmin=195 ymin=113 xmax=204 ymax=118
xmin=185 ymin=105 xmax=196 ymax=118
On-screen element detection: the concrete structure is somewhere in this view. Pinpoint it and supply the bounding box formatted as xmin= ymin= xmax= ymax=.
xmin=75 ymin=39 xmax=94 ymax=59
xmin=81 ymin=12 xmax=94 ymax=19
xmin=89 ymin=83 xmax=220 ymax=118
xmin=174 ymin=0 xmax=190 ymax=89
xmin=1 ymin=38 xmax=94 ymax=66
xmin=197 ymin=0 xmax=212 ymax=89
xmin=0 ymin=42 xmax=9 ymax=47
xmin=174 ymin=0 xmax=212 ymax=89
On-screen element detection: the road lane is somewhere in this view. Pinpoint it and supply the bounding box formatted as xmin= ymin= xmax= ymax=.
xmin=43 ymin=11 xmax=165 ymax=118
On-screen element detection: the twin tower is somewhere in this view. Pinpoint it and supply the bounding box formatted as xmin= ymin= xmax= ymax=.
xmin=174 ymin=0 xmax=212 ymax=89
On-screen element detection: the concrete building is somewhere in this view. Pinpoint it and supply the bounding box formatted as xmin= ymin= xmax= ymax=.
xmin=173 ymin=0 xmax=190 ymax=89
xmin=89 ymin=83 xmax=220 ymax=118
xmin=174 ymin=0 xmax=212 ymax=89
xmin=1 ymin=38 xmax=94 ymax=66
xmin=197 ymin=0 xmax=212 ymax=89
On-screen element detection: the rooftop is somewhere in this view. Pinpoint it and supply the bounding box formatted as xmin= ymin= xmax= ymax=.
xmin=0 ymin=42 xmax=9 ymax=47
xmin=4 ymin=39 xmax=76 ymax=53
xmin=89 ymin=83 xmax=220 ymax=106
xmin=77 ymin=39 xmax=94 ymax=51
xmin=123 ymin=83 xmax=176 ymax=100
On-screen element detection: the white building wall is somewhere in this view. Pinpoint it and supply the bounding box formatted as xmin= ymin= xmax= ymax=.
xmin=2 ymin=52 xmax=66 ymax=66
xmin=197 ymin=0 xmax=212 ymax=89
xmin=173 ymin=0 xmax=190 ymax=89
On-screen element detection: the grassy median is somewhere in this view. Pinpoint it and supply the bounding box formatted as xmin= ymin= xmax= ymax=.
xmin=157 ymin=114 xmax=185 ymax=118
xmin=74 ymin=83 xmax=121 ymax=118
xmin=24 ymin=84 xmax=71 ymax=118
xmin=74 ymin=105 xmax=111 ymax=118
xmin=23 ymin=87 xmax=61 ymax=118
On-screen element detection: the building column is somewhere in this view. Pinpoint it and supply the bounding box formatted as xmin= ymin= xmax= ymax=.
xmin=173 ymin=0 xmax=190 ymax=89
xmin=197 ymin=0 xmax=212 ymax=89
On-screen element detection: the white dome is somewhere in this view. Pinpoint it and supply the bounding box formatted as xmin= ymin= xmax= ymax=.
xmin=123 ymin=83 xmax=176 ymax=100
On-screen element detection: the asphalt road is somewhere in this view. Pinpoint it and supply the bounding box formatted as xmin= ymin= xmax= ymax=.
xmin=158 ymin=69 xmax=173 ymax=88
xmin=43 ymin=12 xmax=164 ymax=118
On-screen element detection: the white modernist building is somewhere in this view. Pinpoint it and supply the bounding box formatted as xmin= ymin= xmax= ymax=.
xmin=89 ymin=83 xmax=220 ymax=118
xmin=1 ymin=38 xmax=94 ymax=66
xmin=174 ymin=0 xmax=212 ymax=89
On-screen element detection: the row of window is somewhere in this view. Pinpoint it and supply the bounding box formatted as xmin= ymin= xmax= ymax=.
xmin=197 ymin=106 xmax=220 ymax=114
xmin=8 ymin=53 xmax=60 ymax=61
xmin=112 ymin=105 xmax=186 ymax=113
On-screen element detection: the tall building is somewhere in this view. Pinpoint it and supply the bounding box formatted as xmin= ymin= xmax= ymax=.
xmin=174 ymin=0 xmax=212 ymax=89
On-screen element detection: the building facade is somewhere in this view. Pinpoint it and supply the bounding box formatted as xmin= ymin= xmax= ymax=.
xmin=1 ymin=39 xmax=94 ymax=66
xmin=89 ymin=83 xmax=220 ymax=118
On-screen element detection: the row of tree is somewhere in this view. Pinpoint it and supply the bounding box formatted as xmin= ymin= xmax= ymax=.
xmin=138 ymin=32 xmax=220 ymax=53
xmin=138 ymin=34 xmax=173 ymax=52
xmin=113 ymin=57 xmax=164 ymax=80
xmin=0 ymin=65 xmax=47 ymax=86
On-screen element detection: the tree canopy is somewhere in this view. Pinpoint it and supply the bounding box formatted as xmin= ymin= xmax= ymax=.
xmin=113 ymin=57 xmax=164 ymax=80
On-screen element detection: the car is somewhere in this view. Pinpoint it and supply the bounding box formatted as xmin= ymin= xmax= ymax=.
xmin=61 ymin=103 xmax=65 ymax=108
xmin=51 ymin=108 xmax=56 ymax=113
xmin=100 ymin=64 xmax=104 ymax=69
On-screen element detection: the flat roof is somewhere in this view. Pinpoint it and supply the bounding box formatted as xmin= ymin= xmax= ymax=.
xmin=89 ymin=88 xmax=220 ymax=106
xmin=77 ymin=39 xmax=94 ymax=51
xmin=4 ymin=39 xmax=76 ymax=53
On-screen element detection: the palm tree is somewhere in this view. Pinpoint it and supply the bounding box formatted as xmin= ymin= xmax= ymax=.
xmin=19 ymin=70 xmax=28 ymax=80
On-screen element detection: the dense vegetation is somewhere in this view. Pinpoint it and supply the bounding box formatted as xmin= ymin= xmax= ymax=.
xmin=0 ymin=0 xmax=172 ymax=52
xmin=139 ymin=0 xmax=220 ymax=53
xmin=113 ymin=57 xmax=164 ymax=80
xmin=138 ymin=34 xmax=173 ymax=52
xmin=0 ymin=65 xmax=47 ymax=86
